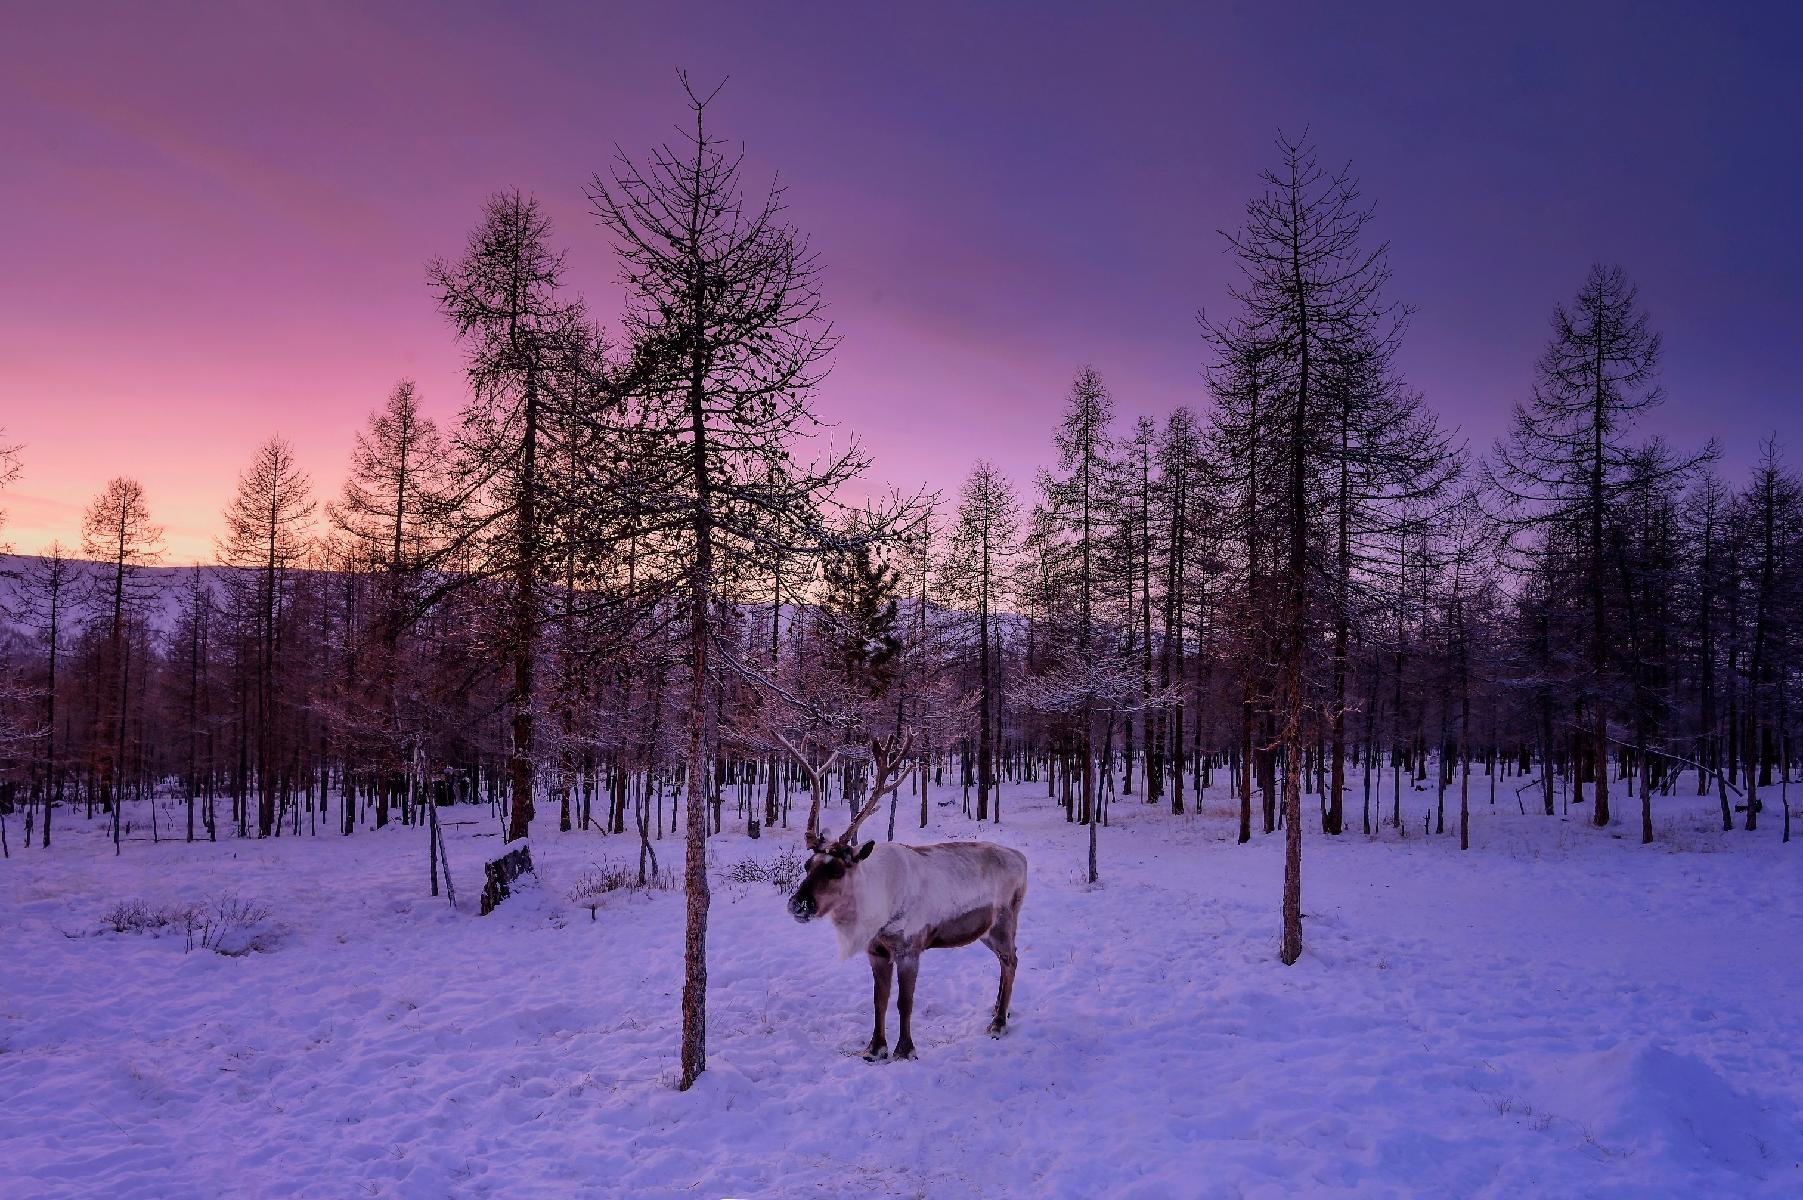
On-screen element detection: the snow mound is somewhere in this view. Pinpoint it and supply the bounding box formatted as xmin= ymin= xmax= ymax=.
xmin=1532 ymin=1040 xmax=1796 ymax=1177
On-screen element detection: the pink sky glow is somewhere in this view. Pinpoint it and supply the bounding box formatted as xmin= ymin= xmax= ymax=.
xmin=5 ymin=3 xmax=1798 ymax=562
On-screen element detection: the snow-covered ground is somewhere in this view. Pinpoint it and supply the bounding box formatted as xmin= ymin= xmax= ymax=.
xmin=2 ymin=777 xmax=1799 ymax=1199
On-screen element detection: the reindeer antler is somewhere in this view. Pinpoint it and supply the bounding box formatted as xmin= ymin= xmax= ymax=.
xmin=834 ymin=731 xmax=916 ymax=849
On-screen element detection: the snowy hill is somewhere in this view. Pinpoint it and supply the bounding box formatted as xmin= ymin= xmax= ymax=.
xmin=0 ymin=554 xmax=230 ymax=636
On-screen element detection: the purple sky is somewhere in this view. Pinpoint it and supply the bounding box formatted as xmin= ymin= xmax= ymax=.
xmin=5 ymin=1 xmax=1800 ymax=561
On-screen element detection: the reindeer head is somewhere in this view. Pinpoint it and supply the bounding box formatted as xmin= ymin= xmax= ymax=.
xmin=786 ymin=732 xmax=913 ymax=925
xmin=787 ymin=834 xmax=875 ymax=923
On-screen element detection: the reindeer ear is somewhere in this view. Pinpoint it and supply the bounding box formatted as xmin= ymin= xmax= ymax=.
xmin=855 ymin=840 xmax=875 ymax=862
xmin=805 ymin=831 xmax=825 ymax=852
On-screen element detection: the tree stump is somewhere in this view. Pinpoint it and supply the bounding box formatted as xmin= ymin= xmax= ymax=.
xmin=479 ymin=838 xmax=534 ymax=915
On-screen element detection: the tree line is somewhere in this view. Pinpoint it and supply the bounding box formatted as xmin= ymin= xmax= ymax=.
xmin=2 ymin=95 xmax=1797 ymax=1085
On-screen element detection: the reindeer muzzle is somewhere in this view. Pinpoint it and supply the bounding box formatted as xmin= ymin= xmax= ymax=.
xmin=788 ymin=891 xmax=817 ymax=923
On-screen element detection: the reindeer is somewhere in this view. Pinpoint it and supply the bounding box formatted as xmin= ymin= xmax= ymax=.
xmin=787 ymin=734 xmax=1028 ymax=1061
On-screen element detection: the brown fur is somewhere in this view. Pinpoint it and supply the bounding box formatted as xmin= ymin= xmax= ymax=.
xmin=791 ymin=840 xmax=1027 ymax=1061
xmin=862 ymin=885 xmax=1024 ymax=1061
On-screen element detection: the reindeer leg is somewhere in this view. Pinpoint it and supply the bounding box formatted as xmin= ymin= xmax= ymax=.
xmin=893 ymin=950 xmax=920 ymax=1060
xmin=983 ymin=911 xmax=1018 ymax=1036
xmin=864 ymin=946 xmax=892 ymax=1061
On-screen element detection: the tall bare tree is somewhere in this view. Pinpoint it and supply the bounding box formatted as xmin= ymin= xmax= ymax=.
xmin=168 ymin=565 xmax=217 ymax=842
xmin=329 ymin=379 xmax=450 ymax=823
xmin=1154 ymin=407 xmax=1204 ymax=814
xmin=1209 ymin=133 xmax=1404 ymax=963
xmin=1046 ymin=366 xmax=1115 ymax=879
xmin=589 ymin=75 xmax=886 ymax=1090
xmin=16 ymin=542 xmax=74 ymax=846
xmin=1491 ymin=264 xmax=1706 ymax=828
xmin=1739 ymin=440 xmax=1800 ymax=833
xmin=81 ymin=476 xmax=164 ymax=850
xmin=431 ymin=192 xmax=593 ymax=845
xmin=946 ymin=461 xmax=1019 ymax=821
xmin=218 ymin=437 xmax=314 ymax=837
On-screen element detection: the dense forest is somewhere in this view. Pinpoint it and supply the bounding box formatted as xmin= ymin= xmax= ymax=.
xmin=2 ymin=91 xmax=1797 ymax=1089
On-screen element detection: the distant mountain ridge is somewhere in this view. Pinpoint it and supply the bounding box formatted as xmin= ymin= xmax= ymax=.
xmin=0 ymin=554 xmax=238 ymax=635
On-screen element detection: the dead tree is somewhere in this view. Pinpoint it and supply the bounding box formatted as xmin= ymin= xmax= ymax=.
xmin=589 ymin=74 xmax=903 ymax=1090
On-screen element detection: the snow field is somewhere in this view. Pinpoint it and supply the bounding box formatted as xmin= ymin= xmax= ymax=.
xmin=1 ymin=777 xmax=1799 ymax=1198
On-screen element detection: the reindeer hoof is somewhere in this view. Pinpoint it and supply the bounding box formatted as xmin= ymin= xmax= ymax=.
xmin=893 ymin=1043 xmax=917 ymax=1061
xmin=862 ymin=1045 xmax=889 ymax=1062
xmin=988 ymin=1021 xmax=1007 ymax=1038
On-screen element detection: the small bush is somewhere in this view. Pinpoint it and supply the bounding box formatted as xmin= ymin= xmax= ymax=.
xmin=568 ymin=862 xmax=637 ymax=901
xmin=103 ymin=899 xmax=181 ymax=935
xmin=724 ymin=847 xmax=806 ymax=891
xmin=723 ymin=858 xmax=765 ymax=885
xmin=567 ymin=861 xmax=672 ymax=919
xmin=766 ymin=848 xmax=806 ymax=891
xmin=184 ymin=894 xmax=276 ymax=956
xmin=100 ymin=894 xmax=276 ymax=955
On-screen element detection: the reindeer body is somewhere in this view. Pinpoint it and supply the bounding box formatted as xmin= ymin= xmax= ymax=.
xmin=792 ymin=839 xmax=1027 ymax=1060
xmin=820 ymin=841 xmax=1025 ymax=958
xmin=785 ymin=734 xmax=1028 ymax=1060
